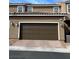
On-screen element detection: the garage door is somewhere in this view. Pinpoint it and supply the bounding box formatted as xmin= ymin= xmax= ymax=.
xmin=20 ymin=23 xmax=58 ymax=40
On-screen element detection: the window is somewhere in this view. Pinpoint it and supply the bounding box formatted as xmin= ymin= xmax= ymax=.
xmin=17 ymin=6 xmax=24 ymax=12
xmin=27 ymin=6 xmax=33 ymax=12
xmin=53 ymin=6 xmax=60 ymax=13
xmin=25 ymin=6 xmax=27 ymax=12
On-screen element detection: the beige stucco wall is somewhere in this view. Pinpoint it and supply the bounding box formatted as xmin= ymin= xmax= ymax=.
xmin=9 ymin=6 xmax=17 ymax=12
xmin=33 ymin=6 xmax=54 ymax=13
xmin=9 ymin=17 xmax=65 ymax=41
xmin=59 ymin=3 xmax=67 ymax=13
xmin=9 ymin=21 xmax=18 ymax=39
xmin=9 ymin=2 xmax=67 ymax=13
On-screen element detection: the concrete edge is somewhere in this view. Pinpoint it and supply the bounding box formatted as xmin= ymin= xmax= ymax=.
xmin=9 ymin=46 xmax=70 ymax=53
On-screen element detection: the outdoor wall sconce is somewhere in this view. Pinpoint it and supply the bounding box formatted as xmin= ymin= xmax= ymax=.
xmin=15 ymin=23 xmax=19 ymax=28
xmin=10 ymin=22 xmax=19 ymax=28
xmin=10 ymin=22 xmax=15 ymax=27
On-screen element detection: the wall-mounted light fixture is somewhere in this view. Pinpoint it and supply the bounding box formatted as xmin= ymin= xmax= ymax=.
xmin=10 ymin=22 xmax=15 ymax=27
xmin=15 ymin=23 xmax=19 ymax=28
xmin=10 ymin=22 xmax=19 ymax=28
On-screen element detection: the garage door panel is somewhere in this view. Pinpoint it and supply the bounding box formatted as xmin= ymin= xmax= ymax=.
xmin=20 ymin=23 xmax=58 ymax=40
xmin=22 ymin=29 xmax=58 ymax=33
xmin=20 ymin=36 xmax=57 ymax=40
xmin=22 ymin=31 xmax=58 ymax=33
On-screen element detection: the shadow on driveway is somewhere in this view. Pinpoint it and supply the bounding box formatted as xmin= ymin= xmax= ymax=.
xmin=9 ymin=50 xmax=70 ymax=59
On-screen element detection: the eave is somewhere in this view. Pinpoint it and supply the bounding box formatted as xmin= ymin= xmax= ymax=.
xmin=9 ymin=12 xmax=68 ymax=17
xmin=9 ymin=3 xmax=61 ymax=6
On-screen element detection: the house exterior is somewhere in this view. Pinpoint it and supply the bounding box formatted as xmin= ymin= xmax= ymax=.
xmin=9 ymin=1 xmax=70 ymax=42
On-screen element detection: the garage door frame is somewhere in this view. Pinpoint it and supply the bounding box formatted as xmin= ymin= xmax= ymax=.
xmin=18 ymin=22 xmax=60 ymax=40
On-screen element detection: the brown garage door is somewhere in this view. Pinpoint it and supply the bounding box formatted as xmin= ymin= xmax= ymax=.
xmin=20 ymin=23 xmax=58 ymax=40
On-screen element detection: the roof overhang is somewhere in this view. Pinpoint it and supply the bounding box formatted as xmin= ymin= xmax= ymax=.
xmin=9 ymin=12 xmax=68 ymax=17
xmin=9 ymin=3 xmax=60 ymax=6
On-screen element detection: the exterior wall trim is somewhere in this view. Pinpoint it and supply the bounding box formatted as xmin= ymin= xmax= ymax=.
xmin=9 ymin=13 xmax=68 ymax=16
xmin=18 ymin=21 xmax=60 ymax=40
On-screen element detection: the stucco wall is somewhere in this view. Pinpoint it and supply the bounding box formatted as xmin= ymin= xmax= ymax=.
xmin=9 ymin=5 xmax=17 ymax=12
xmin=59 ymin=3 xmax=67 ymax=13
xmin=9 ymin=3 xmax=67 ymax=13
xmin=33 ymin=6 xmax=54 ymax=13
xmin=9 ymin=17 xmax=65 ymax=41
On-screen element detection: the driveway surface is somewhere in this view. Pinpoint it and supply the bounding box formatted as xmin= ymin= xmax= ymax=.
xmin=9 ymin=50 xmax=70 ymax=59
xmin=11 ymin=40 xmax=66 ymax=48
